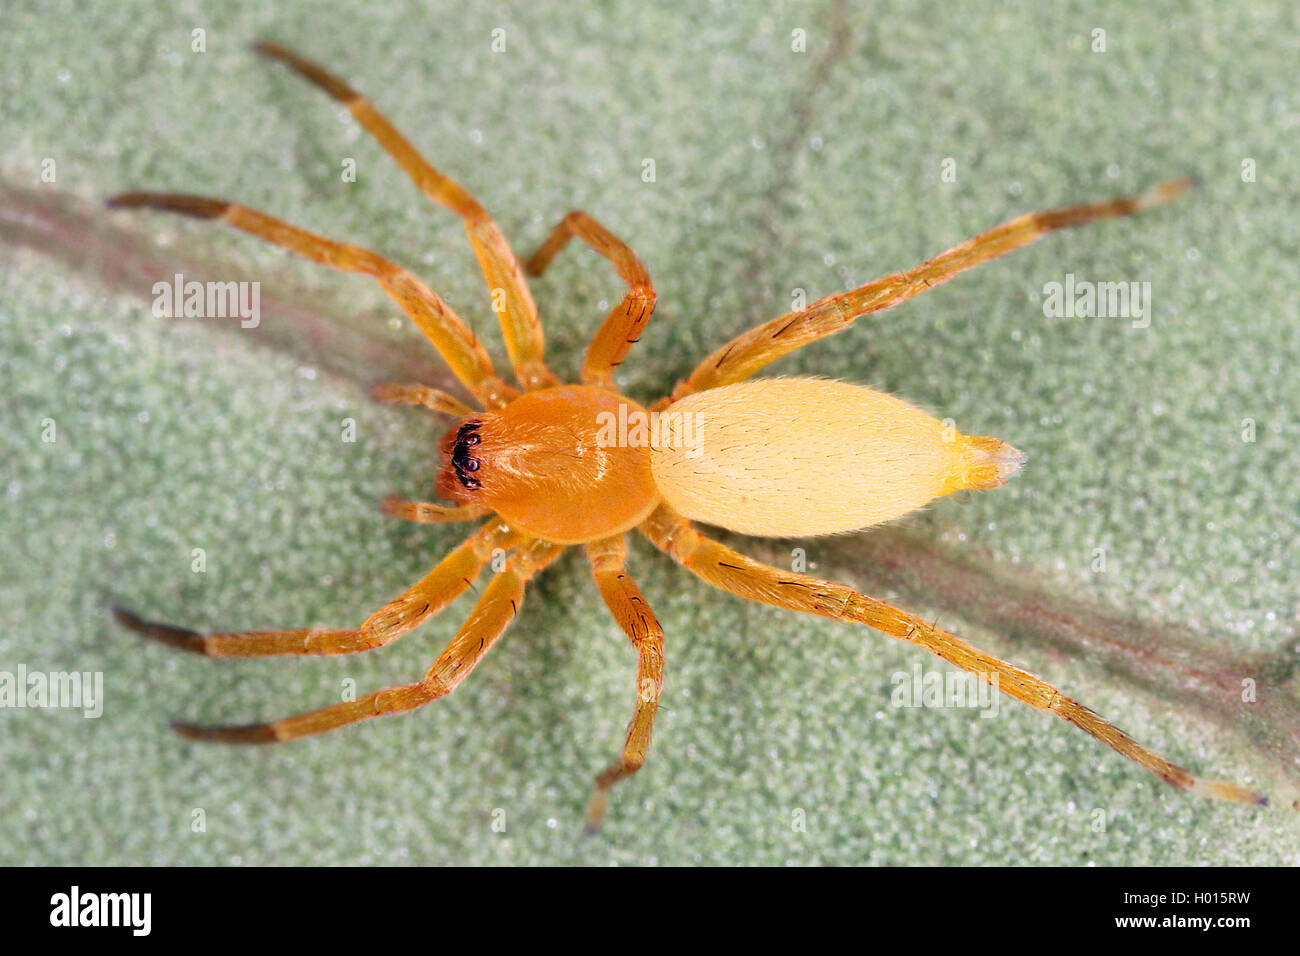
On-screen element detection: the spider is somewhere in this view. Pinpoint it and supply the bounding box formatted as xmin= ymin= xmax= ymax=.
xmin=110 ymin=41 xmax=1267 ymax=830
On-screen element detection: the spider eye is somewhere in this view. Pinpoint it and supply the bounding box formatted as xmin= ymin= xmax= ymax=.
xmin=441 ymin=418 xmax=489 ymax=495
xmin=452 ymin=452 xmax=481 ymax=487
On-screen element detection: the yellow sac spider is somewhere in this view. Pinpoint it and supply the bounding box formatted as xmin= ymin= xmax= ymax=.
xmin=109 ymin=41 xmax=1267 ymax=830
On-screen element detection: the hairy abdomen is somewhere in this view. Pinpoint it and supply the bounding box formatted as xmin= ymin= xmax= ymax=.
xmin=649 ymin=377 xmax=1023 ymax=537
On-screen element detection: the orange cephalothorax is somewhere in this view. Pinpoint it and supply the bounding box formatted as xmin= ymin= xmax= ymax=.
xmin=436 ymin=386 xmax=660 ymax=544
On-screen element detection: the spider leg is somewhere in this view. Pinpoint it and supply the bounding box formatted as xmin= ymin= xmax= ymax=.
xmin=639 ymin=504 xmax=1268 ymax=807
xmin=254 ymin=41 xmax=558 ymax=392
xmin=115 ymin=519 xmax=520 ymax=657
xmin=106 ymin=191 xmax=515 ymax=409
xmin=525 ymin=211 xmax=657 ymax=391
xmin=380 ymin=497 xmax=489 ymax=523
xmin=170 ymin=537 xmax=565 ymax=742
xmin=371 ymin=383 xmax=475 ymax=418
xmin=659 ymin=177 xmax=1198 ymax=407
xmin=584 ymin=534 xmax=665 ymax=831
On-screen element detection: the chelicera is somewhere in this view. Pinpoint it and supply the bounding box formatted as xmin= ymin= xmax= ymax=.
xmin=111 ymin=41 xmax=1267 ymax=829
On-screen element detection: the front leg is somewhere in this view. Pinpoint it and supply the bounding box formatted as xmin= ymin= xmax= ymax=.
xmin=116 ymin=519 xmax=519 ymax=657
xmin=169 ymin=537 xmax=566 ymax=742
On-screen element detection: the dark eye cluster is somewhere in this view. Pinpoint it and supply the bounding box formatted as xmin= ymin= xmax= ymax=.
xmin=452 ymin=421 xmax=483 ymax=489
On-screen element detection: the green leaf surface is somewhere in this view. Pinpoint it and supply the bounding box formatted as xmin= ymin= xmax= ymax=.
xmin=2 ymin=0 xmax=1297 ymax=864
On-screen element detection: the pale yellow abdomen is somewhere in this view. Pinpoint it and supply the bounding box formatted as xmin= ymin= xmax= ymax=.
xmin=648 ymin=377 xmax=1022 ymax=538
